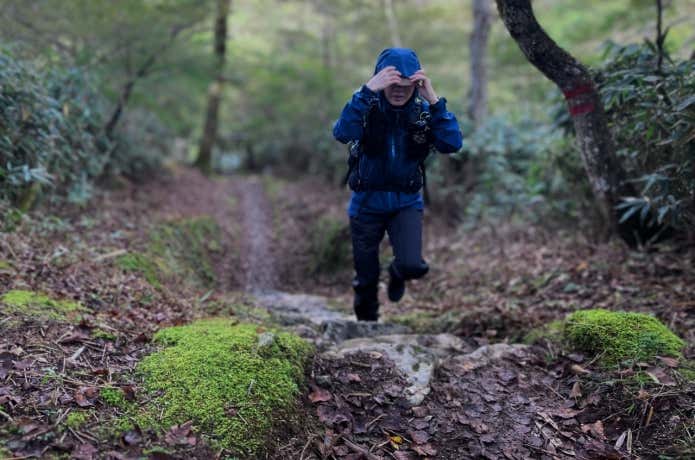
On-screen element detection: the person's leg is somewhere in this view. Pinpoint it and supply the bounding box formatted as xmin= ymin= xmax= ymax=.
xmin=349 ymin=212 xmax=387 ymax=320
xmin=386 ymin=207 xmax=429 ymax=301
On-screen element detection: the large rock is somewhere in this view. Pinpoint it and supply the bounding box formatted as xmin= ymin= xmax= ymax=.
xmin=321 ymin=319 xmax=411 ymax=342
xmin=324 ymin=334 xmax=467 ymax=405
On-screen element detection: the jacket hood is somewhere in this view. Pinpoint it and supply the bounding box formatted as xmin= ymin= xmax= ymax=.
xmin=374 ymin=48 xmax=421 ymax=77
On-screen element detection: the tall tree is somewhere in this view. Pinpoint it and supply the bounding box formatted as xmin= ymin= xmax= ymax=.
xmin=383 ymin=0 xmax=402 ymax=47
xmin=195 ymin=0 xmax=232 ymax=175
xmin=467 ymin=0 xmax=492 ymax=125
xmin=494 ymin=0 xmax=653 ymax=246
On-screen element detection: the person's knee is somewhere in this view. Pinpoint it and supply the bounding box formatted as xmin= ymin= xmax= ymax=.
xmin=392 ymin=260 xmax=429 ymax=280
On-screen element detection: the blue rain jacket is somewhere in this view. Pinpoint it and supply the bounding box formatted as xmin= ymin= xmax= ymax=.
xmin=332 ymin=48 xmax=463 ymax=216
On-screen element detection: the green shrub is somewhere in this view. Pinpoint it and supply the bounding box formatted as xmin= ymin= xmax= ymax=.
xmin=0 ymin=50 xmax=169 ymax=207
xmin=563 ymin=309 xmax=685 ymax=366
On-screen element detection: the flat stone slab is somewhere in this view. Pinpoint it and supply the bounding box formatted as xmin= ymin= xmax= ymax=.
xmin=254 ymin=292 xmax=349 ymax=326
xmin=321 ymin=319 xmax=411 ymax=342
xmin=324 ymin=334 xmax=440 ymax=405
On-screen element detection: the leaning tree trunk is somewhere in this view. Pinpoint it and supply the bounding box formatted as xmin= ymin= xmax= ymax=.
xmin=195 ymin=0 xmax=231 ymax=176
xmin=495 ymin=0 xmax=647 ymax=246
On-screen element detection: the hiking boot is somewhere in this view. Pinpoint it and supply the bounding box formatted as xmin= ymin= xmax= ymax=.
xmin=387 ymin=265 xmax=406 ymax=302
xmin=353 ymin=281 xmax=379 ymax=322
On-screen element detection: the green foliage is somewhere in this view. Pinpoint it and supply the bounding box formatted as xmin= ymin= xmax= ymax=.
xmin=0 ymin=50 xmax=170 ymax=207
xmin=148 ymin=216 xmax=222 ymax=287
xmin=597 ymin=41 xmax=695 ymax=232
xmin=310 ymin=216 xmax=351 ymax=274
xmin=0 ymin=51 xmax=111 ymax=205
xmin=563 ymin=309 xmax=685 ymax=366
xmin=0 ymin=289 xmax=85 ymax=321
xmin=553 ymin=40 xmax=695 ymax=232
xmin=430 ymin=115 xmax=581 ymax=224
xmin=116 ymin=252 xmax=162 ymax=288
xmin=134 ymin=319 xmax=312 ymax=455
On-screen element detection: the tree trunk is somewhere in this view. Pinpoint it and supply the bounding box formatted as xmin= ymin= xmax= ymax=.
xmin=494 ymin=0 xmax=647 ymax=246
xmin=467 ymin=0 xmax=491 ymax=125
xmin=104 ymin=22 xmax=192 ymax=139
xmin=195 ymin=0 xmax=231 ymax=175
xmin=383 ymin=0 xmax=402 ymax=47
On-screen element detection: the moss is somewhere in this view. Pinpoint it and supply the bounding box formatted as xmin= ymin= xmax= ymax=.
xmin=523 ymin=320 xmax=564 ymax=344
xmin=116 ymin=252 xmax=162 ymax=288
xmin=310 ymin=216 xmax=351 ymax=274
xmin=148 ymin=216 xmax=221 ymax=287
xmin=133 ymin=319 xmax=312 ymax=456
xmin=100 ymin=387 xmax=127 ymax=408
xmin=65 ymin=411 xmax=89 ymax=429
xmin=1 ymin=289 xmax=85 ymax=321
xmin=563 ymin=309 xmax=685 ymax=366
xmin=391 ymin=310 xmax=463 ymax=334
xmin=92 ymin=329 xmax=117 ymax=341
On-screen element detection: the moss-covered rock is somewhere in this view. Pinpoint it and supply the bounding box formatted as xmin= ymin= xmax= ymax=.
xmin=563 ymin=309 xmax=685 ymax=366
xmin=1 ymin=289 xmax=85 ymax=321
xmin=133 ymin=319 xmax=312 ymax=456
xmin=116 ymin=252 xmax=162 ymax=288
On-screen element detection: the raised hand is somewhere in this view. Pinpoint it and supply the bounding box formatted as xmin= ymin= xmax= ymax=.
xmin=366 ymin=66 xmax=403 ymax=92
xmin=409 ymin=70 xmax=439 ymax=105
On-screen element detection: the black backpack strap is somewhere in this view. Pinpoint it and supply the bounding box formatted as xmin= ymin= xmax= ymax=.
xmin=420 ymin=160 xmax=429 ymax=206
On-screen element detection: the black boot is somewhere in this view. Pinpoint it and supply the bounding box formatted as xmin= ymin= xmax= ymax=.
xmin=387 ymin=265 xmax=406 ymax=302
xmin=353 ymin=281 xmax=379 ymax=321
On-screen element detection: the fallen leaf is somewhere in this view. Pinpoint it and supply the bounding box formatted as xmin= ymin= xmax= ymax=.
xmin=580 ymin=420 xmax=605 ymax=440
xmin=570 ymin=382 xmax=582 ymax=399
xmin=413 ymin=443 xmax=437 ymax=456
xmin=645 ymin=367 xmax=676 ymax=386
xmin=75 ymin=387 xmax=99 ymax=407
xmin=657 ymin=356 xmax=679 ymax=368
xmin=308 ymin=387 xmax=332 ymax=403
xmin=408 ymin=430 xmax=429 ymax=445
xmin=71 ymin=443 xmax=97 ymax=460
xmin=164 ymin=420 xmax=197 ymax=446
xmin=570 ymin=364 xmax=591 ymax=375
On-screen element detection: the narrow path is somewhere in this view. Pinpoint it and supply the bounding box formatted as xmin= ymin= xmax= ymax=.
xmin=238 ymin=177 xmax=277 ymax=293
xmin=231 ymin=177 xmax=621 ymax=459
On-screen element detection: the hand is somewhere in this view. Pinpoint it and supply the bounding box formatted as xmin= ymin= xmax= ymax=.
xmin=366 ymin=66 xmax=402 ymax=92
xmin=409 ymin=70 xmax=439 ymax=105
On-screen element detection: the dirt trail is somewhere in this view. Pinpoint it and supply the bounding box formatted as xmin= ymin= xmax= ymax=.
xmin=238 ymin=177 xmax=277 ymax=293
xmin=231 ymin=180 xmax=622 ymax=460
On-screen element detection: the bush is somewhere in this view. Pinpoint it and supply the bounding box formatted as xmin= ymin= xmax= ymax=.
xmin=554 ymin=41 xmax=695 ymax=234
xmin=428 ymin=115 xmax=580 ymax=225
xmin=0 ymin=51 xmax=112 ymax=206
xmin=0 ymin=50 xmax=170 ymax=207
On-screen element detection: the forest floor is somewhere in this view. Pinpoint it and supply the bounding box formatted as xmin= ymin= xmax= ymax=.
xmin=0 ymin=167 xmax=693 ymax=460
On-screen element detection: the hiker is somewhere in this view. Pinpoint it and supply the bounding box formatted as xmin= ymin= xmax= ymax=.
xmin=333 ymin=47 xmax=463 ymax=321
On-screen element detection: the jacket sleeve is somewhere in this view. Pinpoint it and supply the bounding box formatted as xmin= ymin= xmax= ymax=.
xmin=428 ymin=97 xmax=463 ymax=153
xmin=332 ymin=85 xmax=379 ymax=144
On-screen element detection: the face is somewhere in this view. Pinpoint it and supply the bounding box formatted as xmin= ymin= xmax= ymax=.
xmin=384 ymin=77 xmax=415 ymax=106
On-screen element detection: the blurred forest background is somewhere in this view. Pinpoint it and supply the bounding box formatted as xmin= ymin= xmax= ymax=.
xmin=1 ymin=0 xmax=694 ymax=237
